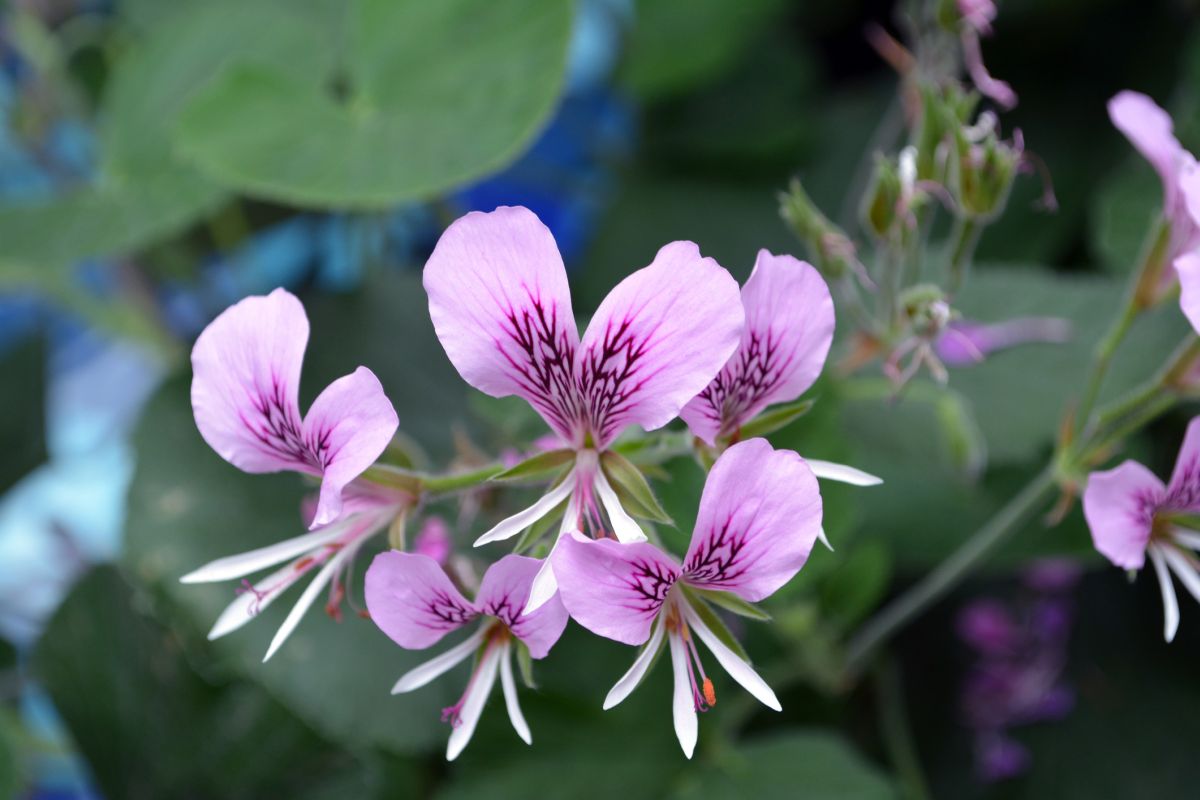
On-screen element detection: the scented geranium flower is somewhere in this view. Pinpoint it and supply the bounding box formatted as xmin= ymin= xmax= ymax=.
xmin=1083 ymin=417 xmax=1200 ymax=642
xmin=424 ymin=206 xmax=743 ymax=607
xmin=365 ymin=552 xmax=568 ymax=761
xmin=680 ymin=251 xmax=879 ymax=494
xmin=183 ymin=288 xmax=403 ymax=659
xmin=1109 ymin=91 xmax=1198 ymax=254
xmin=551 ymin=439 xmax=821 ymax=757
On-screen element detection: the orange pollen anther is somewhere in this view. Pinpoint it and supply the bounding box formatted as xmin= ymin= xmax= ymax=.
xmin=702 ymin=678 xmax=717 ymax=707
xmin=294 ymin=557 xmax=315 ymax=571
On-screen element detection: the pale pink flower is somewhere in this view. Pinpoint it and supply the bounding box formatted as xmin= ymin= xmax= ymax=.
xmin=1083 ymin=417 xmax=1200 ymax=641
xmin=365 ymin=552 xmax=568 ymax=760
xmin=183 ymin=288 xmax=402 ymax=658
xmin=424 ymin=206 xmax=744 ymax=609
xmin=551 ymin=439 xmax=822 ymax=757
xmin=414 ymin=516 xmax=453 ymax=565
xmin=680 ymin=250 xmax=879 ymax=497
xmin=935 ymin=317 xmax=1072 ymax=366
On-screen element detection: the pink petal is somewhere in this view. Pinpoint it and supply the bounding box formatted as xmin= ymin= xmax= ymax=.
xmin=1108 ymin=91 xmax=1186 ymax=215
xmin=575 ymin=241 xmax=743 ymax=448
xmin=476 ymin=554 xmax=568 ymax=659
xmin=303 ymin=366 xmax=399 ymax=527
xmin=191 ymin=288 xmax=312 ymax=474
xmin=681 ymin=251 xmax=833 ymax=444
xmin=1082 ymin=461 xmax=1163 ymax=570
xmin=682 ymin=438 xmax=822 ymax=602
xmin=364 ymin=551 xmax=478 ymax=650
xmin=1166 ymin=416 xmax=1200 ymax=510
xmin=551 ymin=532 xmax=681 ymax=646
xmin=424 ymin=206 xmax=582 ymax=441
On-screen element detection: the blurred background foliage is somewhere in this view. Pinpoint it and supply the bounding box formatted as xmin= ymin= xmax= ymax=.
xmin=2 ymin=0 xmax=1200 ymax=797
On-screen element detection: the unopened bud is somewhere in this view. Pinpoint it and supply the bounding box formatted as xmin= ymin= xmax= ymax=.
xmin=780 ymin=179 xmax=859 ymax=279
xmin=950 ymin=124 xmax=1021 ymax=222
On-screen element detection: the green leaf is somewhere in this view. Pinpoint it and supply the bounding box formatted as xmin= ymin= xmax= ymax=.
xmin=491 ymin=449 xmax=577 ymax=483
xmin=0 ymin=0 xmax=334 ymax=266
xmin=738 ymin=398 xmax=816 ymax=440
xmin=30 ymin=566 xmax=377 ymax=798
xmin=0 ymin=335 xmax=45 ymax=492
xmin=600 ymin=450 xmax=673 ymax=525
xmin=817 ymin=541 xmax=892 ymax=631
xmin=670 ymin=730 xmax=897 ymax=799
xmin=690 ymin=588 xmax=772 ymax=621
xmin=175 ymin=0 xmax=573 ymax=208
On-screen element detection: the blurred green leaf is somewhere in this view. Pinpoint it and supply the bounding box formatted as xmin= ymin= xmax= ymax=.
xmin=175 ymin=0 xmax=572 ymax=208
xmin=122 ymin=274 xmax=474 ymax=755
xmin=623 ymin=0 xmax=787 ymax=101
xmin=0 ymin=335 xmax=45 ymax=492
xmin=950 ymin=265 xmax=1189 ymax=465
xmin=818 ymin=541 xmax=891 ymax=631
xmin=0 ymin=0 xmax=335 ymax=266
xmin=670 ymin=730 xmax=896 ymax=799
xmin=30 ymin=566 xmax=375 ymax=799
xmin=1090 ymin=160 xmax=1161 ymax=275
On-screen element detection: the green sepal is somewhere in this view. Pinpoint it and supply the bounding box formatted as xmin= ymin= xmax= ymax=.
xmin=513 ymin=496 xmax=568 ymax=555
xmin=360 ymin=464 xmax=423 ymax=495
xmin=600 ymin=450 xmax=673 ymax=525
xmin=681 ymin=587 xmax=751 ymax=663
xmin=690 ymin=588 xmax=772 ymax=621
xmin=738 ymin=398 xmax=815 ymax=440
xmin=490 ymin=448 xmax=577 ymax=484
xmin=516 ymin=640 xmax=537 ymax=690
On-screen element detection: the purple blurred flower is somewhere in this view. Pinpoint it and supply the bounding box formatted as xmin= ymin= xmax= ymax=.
xmin=935 ymin=317 xmax=1071 ymax=367
xmin=413 ymin=516 xmax=452 ymax=566
xmin=958 ymin=562 xmax=1078 ymax=782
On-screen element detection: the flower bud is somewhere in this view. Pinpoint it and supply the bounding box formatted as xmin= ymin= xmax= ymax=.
xmin=860 ymin=154 xmax=903 ymax=240
xmin=950 ymin=120 xmax=1022 ymax=222
xmin=913 ymin=82 xmax=978 ymax=182
xmin=780 ymin=179 xmax=859 ymax=279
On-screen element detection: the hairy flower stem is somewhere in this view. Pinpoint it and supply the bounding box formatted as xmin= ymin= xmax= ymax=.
xmin=944 ymin=216 xmax=981 ymax=297
xmin=843 ymin=467 xmax=1057 ymax=680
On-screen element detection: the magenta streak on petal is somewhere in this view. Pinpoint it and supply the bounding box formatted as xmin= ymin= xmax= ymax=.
xmin=616 ymin=556 xmax=678 ymax=619
xmin=494 ymin=289 xmax=583 ymax=440
xmin=1165 ymin=458 xmax=1200 ymax=512
xmin=421 ymin=589 xmax=478 ymax=633
xmin=698 ymin=328 xmax=794 ymax=437
xmin=683 ymin=514 xmax=754 ymax=587
xmin=239 ymin=375 xmax=320 ymax=472
xmin=577 ymin=313 xmax=663 ymax=445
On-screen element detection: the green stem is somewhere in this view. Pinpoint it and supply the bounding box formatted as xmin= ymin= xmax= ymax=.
xmin=843 ymin=466 xmax=1056 ymax=679
xmin=422 ymin=463 xmax=505 ymax=493
xmin=875 ymin=659 xmax=932 ymax=800
xmin=1074 ymin=299 xmax=1138 ymax=438
xmin=944 ymin=217 xmax=981 ymax=296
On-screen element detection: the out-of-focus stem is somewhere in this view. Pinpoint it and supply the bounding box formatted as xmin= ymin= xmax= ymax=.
xmin=843 ymin=466 xmax=1056 ymax=679
xmin=875 ymin=659 xmax=932 ymax=800
xmin=944 ymin=216 xmax=981 ymax=296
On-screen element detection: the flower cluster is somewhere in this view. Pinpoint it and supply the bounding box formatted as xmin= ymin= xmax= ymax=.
xmin=181 ymin=205 xmax=879 ymax=758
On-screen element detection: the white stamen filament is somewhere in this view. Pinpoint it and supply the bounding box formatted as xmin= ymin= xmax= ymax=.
xmin=1149 ymin=545 xmax=1181 ymax=643
xmin=681 ymin=600 xmax=781 ymax=712
xmin=499 ymin=642 xmax=532 ymax=746
xmin=392 ymin=627 xmax=488 ymax=694
xmin=473 ymin=472 xmax=575 ymax=547
xmin=604 ymin=617 xmax=666 ymax=710
xmin=446 ymin=642 xmax=503 ymax=761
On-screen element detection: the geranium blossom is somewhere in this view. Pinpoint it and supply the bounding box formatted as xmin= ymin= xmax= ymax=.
xmin=424 ymin=205 xmax=744 ymax=608
xmin=183 ymin=288 xmax=403 ymax=658
xmin=365 ymin=551 xmax=568 ymax=760
xmin=551 ymin=439 xmax=822 ymax=756
xmin=1083 ymin=417 xmax=1200 ymax=641
xmin=680 ymin=251 xmax=879 ymax=495
xmin=1108 ymin=90 xmax=1200 ymax=319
